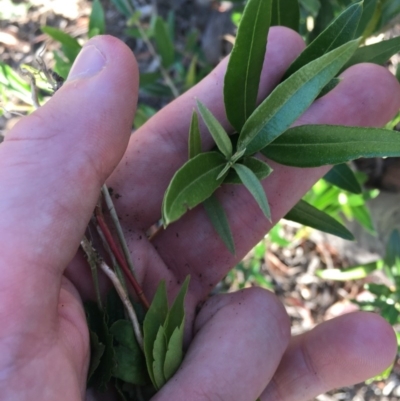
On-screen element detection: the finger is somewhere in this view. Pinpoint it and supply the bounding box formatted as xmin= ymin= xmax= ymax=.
xmin=152 ymin=288 xmax=290 ymax=401
xmin=261 ymin=312 xmax=397 ymax=401
xmin=0 ymin=36 xmax=138 ymax=325
xmin=151 ymin=63 xmax=400 ymax=301
xmin=107 ymin=26 xmax=306 ymax=229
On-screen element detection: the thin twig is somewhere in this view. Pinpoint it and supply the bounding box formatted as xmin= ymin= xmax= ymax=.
xmin=92 ymin=216 xmax=128 ymax=291
xmin=95 ymin=206 xmax=150 ymax=310
xmin=81 ymin=236 xmax=103 ymax=310
xmin=21 ymin=69 xmax=40 ymax=109
xmin=101 ymin=185 xmax=137 ymax=278
xmin=133 ymin=21 xmax=180 ymax=98
xmin=99 ymin=259 xmax=144 ymax=351
xmin=81 ymin=237 xmax=144 ymax=350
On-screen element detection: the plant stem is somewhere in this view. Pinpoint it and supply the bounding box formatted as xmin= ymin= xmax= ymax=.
xmin=81 ymin=237 xmax=144 ymax=351
xmin=95 ymin=206 xmax=150 ymax=310
xmin=101 ymin=184 xmax=137 ymax=277
xmin=99 ymin=258 xmax=144 ymax=351
xmin=134 ymin=21 xmax=180 ymax=98
xmin=92 ymin=216 xmax=128 ymax=292
xmin=80 ymin=236 xmax=103 ymax=311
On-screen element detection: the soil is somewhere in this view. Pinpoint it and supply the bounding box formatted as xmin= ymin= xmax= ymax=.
xmin=1 ymin=1 xmax=400 ymax=400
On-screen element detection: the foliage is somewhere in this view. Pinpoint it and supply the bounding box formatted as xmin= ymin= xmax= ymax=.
xmin=161 ymin=0 xmax=400 ymax=256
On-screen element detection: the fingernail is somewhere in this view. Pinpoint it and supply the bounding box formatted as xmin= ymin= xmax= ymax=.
xmin=67 ymin=45 xmax=106 ymax=81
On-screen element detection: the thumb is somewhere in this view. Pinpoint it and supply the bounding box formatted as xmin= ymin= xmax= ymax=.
xmin=0 ymin=36 xmax=138 ymax=319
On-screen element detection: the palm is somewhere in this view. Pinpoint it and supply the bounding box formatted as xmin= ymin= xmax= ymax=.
xmin=1 ymin=32 xmax=399 ymax=401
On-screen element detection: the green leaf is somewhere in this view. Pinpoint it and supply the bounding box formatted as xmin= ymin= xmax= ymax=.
xmin=262 ymin=125 xmax=400 ymax=167
xmin=285 ymin=199 xmax=354 ymax=240
xmin=316 ymin=261 xmax=381 ymax=281
xmin=162 ymin=152 xmax=227 ymax=226
xmin=0 ymin=62 xmax=33 ymax=105
xmin=224 ymin=157 xmax=272 ymax=184
xmin=271 ymin=0 xmax=300 ymax=32
xmin=343 ymin=36 xmax=400 ymax=70
xmin=84 ymin=302 xmax=116 ymax=391
xmin=238 ymin=40 xmax=360 ymax=155
xmin=110 ymin=0 xmax=134 ymax=16
xmin=154 ymin=17 xmax=175 ymax=68
xmin=284 ymin=2 xmax=362 ymax=79
xmin=189 ymin=110 xmax=202 ymax=159
xmin=350 ymin=204 xmax=375 ymax=234
xmin=197 ymin=100 xmax=232 ymax=159
xmin=355 ymin=0 xmax=379 ymax=38
xmin=164 ymin=326 xmax=184 ymax=381
xmin=385 ymin=229 xmax=400 ymax=267
xmin=203 ymin=195 xmax=235 ymax=254
xmin=224 ymin=0 xmax=273 ymax=131
xmin=89 ymin=0 xmax=106 ymax=38
xmin=323 ymin=164 xmax=362 ymax=194
xmin=164 ymin=276 xmax=190 ymax=340
xmin=41 ymin=26 xmax=81 ymax=62
xmin=143 ymin=281 xmax=168 ymax=386
xmin=232 ymin=164 xmax=271 ymax=220
xmin=87 ymin=330 xmax=105 ymax=381
xmin=309 ymin=0 xmax=334 ymax=42
xmin=112 ymin=344 xmax=149 ymax=385
xmin=185 ymin=55 xmax=198 ymax=90
xmin=317 ymin=77 xmax=341 ymax=99
xmin=152 ymin=326 xmax=167 ymax=389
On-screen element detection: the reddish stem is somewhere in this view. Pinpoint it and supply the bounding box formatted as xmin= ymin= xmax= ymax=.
xmin=95 ymin=207 xmax=150 ymax=310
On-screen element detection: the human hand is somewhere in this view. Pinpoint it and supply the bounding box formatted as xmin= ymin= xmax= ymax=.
xmin=1 ymin=30 xmax=399 ymax=401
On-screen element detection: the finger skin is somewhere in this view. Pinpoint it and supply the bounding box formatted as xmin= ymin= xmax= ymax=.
xmin=0 ymin=36 xmax=138 ymax=398
xmin=153 ymin=288 xmax=290 ymax=401
xmin=0 ymin=36 xmax=138 ymax=315
xmin=151 ymin=62 xmax=400 ymax=303
xmin=262 ymin=312 xmax=397 ymax=401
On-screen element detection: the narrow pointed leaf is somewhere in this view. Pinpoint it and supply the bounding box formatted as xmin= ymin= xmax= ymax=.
xmin=342 ymin=36 xmax=400 ymax=71
xmin=189 ymin=110 xmax=202 ymax=159
xmin=316 ymin=261 xmax=380 ymax=281
xmin=143 ymin=281 xmax=168 ymax=385
xmin=351 ymin=204 xmax=375 ymax=234
xmin=262 ymin=125 xmax=400 ymax=167
xmin=164 ymin=276 xmax=190 ymax=340
xmin=224 ymin=157 xmax=272 ymax=184
xmin=154 ymin=17 xmax=175 ymax=68
xmin=285 ymin=200 xmax=354 ymax=240
xmin=323 ymin=164 xmax=362 ymax=194
xmin=203 ymin=195 xmax=235 ymax=254
xmin=309 ymin=0 xmax=334 ymax=42
xmin=41 ymin=26 xmax=81 ymax=62
xmin=162 ymin=152 xmax=227 ymax=226
xmin=238 ymin=40 xmax=360 ymax=155
xmin=197 ymin=100 xmax=232 ymax=159
xmin=284 ymin=2 xmax=362 ymax=79
xmin=232 ymin=164 xmax=270 ymax=220
xmin=89 ymin=0 xmax=106 ymax=38
xmin=271 ymin=0 xmax=300 ymax=32
xmin=355 ymin=0 xmax=379 ymax=38
xmin=164 ymin=325 xmax=184 ymax=381
xmin=224 ymin=0 xmax=273 ymax=131
xmin=385 ymin=229 xmax=400 ymax=267
xmin=317 ymin=77 xmax=341 ymax=99
xmin=152 ymin=326 xmax=167 ymax=389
